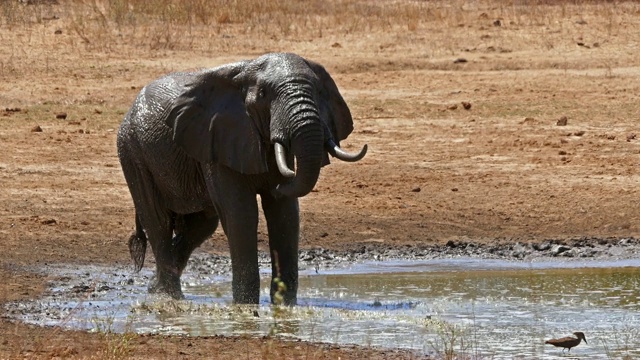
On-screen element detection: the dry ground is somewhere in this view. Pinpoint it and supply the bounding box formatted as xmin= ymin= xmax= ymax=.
xmin=1 ymin=0 xmax=639 ymax=358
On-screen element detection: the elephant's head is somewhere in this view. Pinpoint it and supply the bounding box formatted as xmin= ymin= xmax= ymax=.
xmin=163 ymin=52 xmax=367 ymax=198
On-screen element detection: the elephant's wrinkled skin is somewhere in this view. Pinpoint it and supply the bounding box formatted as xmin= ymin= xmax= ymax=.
xmin=117 ymin=53 xmax=366 ymax=304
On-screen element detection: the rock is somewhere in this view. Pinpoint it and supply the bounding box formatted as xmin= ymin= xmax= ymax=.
xmin=55 ymin=112 xmax=67 ymax=120
xmin=71 ymin=285 xmax=91 ymax=294
xmin=550 ymin=244 xmax=571 ymax=256
xmin=533 ymin=242 xmax=551 ymax=251
xmin=578 ymin=248 xmax=597 ymax=258
xmin=31 ymin=125 xmax=43 ymax=132
xmin=619 ymin=238 xmax=631 ymax=246
xmin=556 ymin=116 xmax=568 ymax=126
xmin=493 ymin=19 xmax=502 ymax=27
xmin=461 ymin=101 xmax=472 ymax=110
xmin=411 ymin=187 xmax=421 ymax=193
xmin=573 ymin=130 xmax=585 ymax=136
xmin=453 ymin=58 xmax=468 ymax=64
xmin=608 ymin=246 xmax=624 ymax=257
xmin=446 ymin=240 xmax=457 ymax=248
xmin=448 ymin=104 xmax=458 ymax=110
xmin=512 ymin=243 xmax=530 ymax=258
xmin=627 ymin=133 xmax=636 ymax=141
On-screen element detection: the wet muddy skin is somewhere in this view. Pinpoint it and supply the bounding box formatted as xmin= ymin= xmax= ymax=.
xmin=4 ymin=239 xmax=640 ymax=359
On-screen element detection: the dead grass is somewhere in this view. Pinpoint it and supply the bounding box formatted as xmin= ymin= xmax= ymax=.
xmin=1 ymin=0 xmax=639 ymax=88
xmin=2 ymin=0 xmax=639 ymax=54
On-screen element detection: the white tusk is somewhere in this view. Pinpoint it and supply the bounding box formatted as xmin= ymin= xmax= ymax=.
xmin=274 ymin=143 xmax=295 ymax=177
xmin=326 ymin=139 xmax=368 ymax=162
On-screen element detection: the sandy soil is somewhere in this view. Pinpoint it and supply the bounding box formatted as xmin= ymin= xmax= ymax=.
xmin=1 ymin=1 xmax=639 ymax=358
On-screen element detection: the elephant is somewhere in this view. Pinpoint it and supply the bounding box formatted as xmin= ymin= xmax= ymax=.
xmin=117 ymin=52 xmax=367 ymax=305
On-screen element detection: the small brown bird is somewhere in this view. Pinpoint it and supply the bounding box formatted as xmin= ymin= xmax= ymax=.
xmin=545 ymin=332 xmax=587 ymax=353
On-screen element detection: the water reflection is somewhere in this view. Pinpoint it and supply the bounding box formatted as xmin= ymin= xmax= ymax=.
xmin=8 ymin=258 xmax=640 ymax=359
xmin=144 ymin=259 xmax=640 ymax=358
xmin=290 ymin=263 xmax=640 ymax=358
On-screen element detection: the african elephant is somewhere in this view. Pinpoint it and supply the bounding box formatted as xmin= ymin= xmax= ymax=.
xmin=117 ymin=53 xmax=366 ymax=305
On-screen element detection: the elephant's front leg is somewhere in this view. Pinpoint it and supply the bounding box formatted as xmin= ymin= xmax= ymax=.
xmin=207 ymin=167 xmax=261 ymax=304
xmin=261 ymin=194 xmax=299 ymax=305
xmin=222 ymin=200 xmax=260 ymax=304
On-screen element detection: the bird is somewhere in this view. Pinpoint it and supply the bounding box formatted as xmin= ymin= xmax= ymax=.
xmin=545 ymin=332 xmax=587 ymax=353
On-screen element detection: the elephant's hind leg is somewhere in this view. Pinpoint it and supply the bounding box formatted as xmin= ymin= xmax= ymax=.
xmin=172 ymin=210 xmax=219 ymax=276
xmin=137 ymin=209 xmax=179 ymax=298
xmin=120 ymin=157 xmax=180 ymax=298
xmin=145 ymin=221 xmax=182 ymax=299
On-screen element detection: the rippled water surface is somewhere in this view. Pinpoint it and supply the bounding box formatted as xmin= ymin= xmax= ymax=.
xmin=7 ymin=258 xmax=640 ymax=359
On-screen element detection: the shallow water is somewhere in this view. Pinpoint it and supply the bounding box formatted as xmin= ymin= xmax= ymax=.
xmin=6 ymin=257 xmax=640 ymax=359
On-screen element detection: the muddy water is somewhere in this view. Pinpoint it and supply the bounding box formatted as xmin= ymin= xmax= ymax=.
xmin=6 ymin=257 xmax=640 ymax=359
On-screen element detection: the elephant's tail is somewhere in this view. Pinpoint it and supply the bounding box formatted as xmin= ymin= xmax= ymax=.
xmin=128 ymin=213 xmax=147 ymax=272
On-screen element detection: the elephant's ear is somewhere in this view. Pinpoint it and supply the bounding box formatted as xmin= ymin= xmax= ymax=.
xmin=162 ymin=63 xmax=268 ymax=174
xmin=304 ymin=60 xmax=354 ymax=142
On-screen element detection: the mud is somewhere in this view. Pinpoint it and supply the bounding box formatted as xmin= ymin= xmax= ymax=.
xmin=7 ymin=237 xmax=640 ymax=314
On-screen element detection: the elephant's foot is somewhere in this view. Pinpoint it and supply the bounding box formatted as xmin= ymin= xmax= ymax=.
xmin=271 ymin=283 xmax=297 ymax=306
xmin=148 ymin=274 xmax=184 ymax=299
xmin=231 ymin=279 xmax=261 ymax=304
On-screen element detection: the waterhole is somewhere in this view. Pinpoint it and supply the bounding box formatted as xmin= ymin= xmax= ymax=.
xmin=6 ymin=257 xmax=640 ymax=359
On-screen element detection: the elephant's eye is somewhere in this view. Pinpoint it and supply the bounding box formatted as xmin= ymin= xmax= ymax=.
xmin=258 ymin=88 xmax=266 ymax=99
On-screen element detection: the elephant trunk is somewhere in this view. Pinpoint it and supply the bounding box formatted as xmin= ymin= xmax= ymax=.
xmin=271 ymin=82 xmax=324 ymax=198
xmin=274 ymin=121 xmax=323 ymax=198
xmin=271 ymin=81 xmax=325 ymax=197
